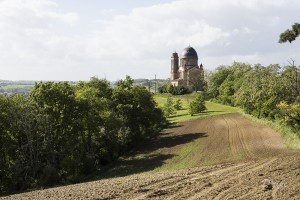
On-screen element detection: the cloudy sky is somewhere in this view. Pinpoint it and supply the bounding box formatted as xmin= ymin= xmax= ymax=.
xmin=0 ymin=0 xmax=300 ymax=81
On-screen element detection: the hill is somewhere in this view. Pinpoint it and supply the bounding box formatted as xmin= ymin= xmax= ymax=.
xmin=3 ymin=113 xmax=299 ymax=199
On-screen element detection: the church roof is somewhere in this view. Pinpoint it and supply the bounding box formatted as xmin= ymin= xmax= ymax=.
xmin=181 ymin=46 xmax=198 ymax=58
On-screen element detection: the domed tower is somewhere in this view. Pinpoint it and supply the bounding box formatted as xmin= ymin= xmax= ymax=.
xmin=171 ymin=52 xmax=179 ymax=80
xmin=180 ymin=46 xmax=198 ymax=70
xmin=170 ymin=45 xmax=204 ymax=91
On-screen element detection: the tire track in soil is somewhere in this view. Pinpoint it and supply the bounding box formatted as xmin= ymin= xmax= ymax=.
xmin=186 ymin=158 xmax=277 ymax=200
xmin=227 ymin=115 xmax=252 ymax=157
xmin=132 ymin=158 xmax=276 ymax=200
xmin=131 ymin=162 xmax=246 ymax=199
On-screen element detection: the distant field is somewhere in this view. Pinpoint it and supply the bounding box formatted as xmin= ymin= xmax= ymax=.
xmin=154 ymin=94 xmax=241 ymax=123
xmin=1 ymin=84 xmax=33 ymax=89
xmin=0 ymin=84 xmax=34 ymax=94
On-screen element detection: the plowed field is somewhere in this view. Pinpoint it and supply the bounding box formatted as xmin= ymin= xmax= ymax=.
xmin=3 ymin=114 xmax=299 ymax=200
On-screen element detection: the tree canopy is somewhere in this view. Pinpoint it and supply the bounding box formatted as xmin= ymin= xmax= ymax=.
xmin=207 ymin=62 xmax=300 ymax=127
xmin=279 ymin=23 xmax=300 ymax=43
xmin=0 ymin=76 xmax=166 ymax=195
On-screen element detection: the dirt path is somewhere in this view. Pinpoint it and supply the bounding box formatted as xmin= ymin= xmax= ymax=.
xmin=2 ymin=114 xmax=299 ymax=200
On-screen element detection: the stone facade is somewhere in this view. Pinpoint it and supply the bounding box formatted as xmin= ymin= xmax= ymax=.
xmin=170 ymin=46 xmax=204 ymax=91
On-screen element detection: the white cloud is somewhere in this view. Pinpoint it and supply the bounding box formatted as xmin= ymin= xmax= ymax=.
xmin=86 ymin=0 xmax=231 ymax=62
xmin=0 ymin=0 xmax=82 ymax=80
xmin=0 ymin=0 xmax=300 ymax=80
xmin=85 ymin=0 xmax=300 ymax=79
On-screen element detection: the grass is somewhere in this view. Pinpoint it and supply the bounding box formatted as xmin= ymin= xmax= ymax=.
xmin=152 ymin=136 xmax=202 ymax=172
xmin=154 ymin=93 xmax=241 ymax=123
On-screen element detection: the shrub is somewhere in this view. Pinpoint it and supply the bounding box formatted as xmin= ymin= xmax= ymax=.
xmin=174 ymin=99 xmax=183 ymax=110
xmin=189 ymin=93 xmax=207 ymax=116
xmin=163 ymin=97 xmax=176 ymax=117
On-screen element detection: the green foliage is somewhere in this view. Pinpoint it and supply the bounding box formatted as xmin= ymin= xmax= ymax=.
xmin=207 ymin=62 xmax=300 ymax=129
xmin=162 ymin=97 xmax=176 ymax=117
xmin=158 ymin=83 xmax=190 ymax=95
xmin=0 ymin=76 xmax=166 ymax=195
xmin=168 ymin=85 xmax=189 ymax=95
xmin=279 ymin=23 xmax=300 ymax=43
xmin=189 ymin=93 xmax=207 ymax=116
xmin=174 ymin=99 xmax=183 ymax=110
xmin=207 ymin=62 xmax=251 ymax=105
xmin=154 ymin=94 xmax=241 ymax=123
xmin=277 ymin=101 xmax=300 ymax=129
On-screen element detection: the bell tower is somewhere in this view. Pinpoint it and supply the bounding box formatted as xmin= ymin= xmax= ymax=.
xmin=171 ymin=52 xmax=179 ymax=80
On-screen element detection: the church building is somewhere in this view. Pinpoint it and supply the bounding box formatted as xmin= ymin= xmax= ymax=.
xmin=170 ymin=46 xmax=204 ymax=91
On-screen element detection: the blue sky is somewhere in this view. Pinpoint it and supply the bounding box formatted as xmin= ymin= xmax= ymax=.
xmin=0 ymin=0 xmax=300 ymax=81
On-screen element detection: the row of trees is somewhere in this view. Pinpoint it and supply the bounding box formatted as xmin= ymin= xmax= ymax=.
xmin=0 ymin=76 xmax=166 ymax=195
xmin=207 ymin=62 xmax=300 ymax=129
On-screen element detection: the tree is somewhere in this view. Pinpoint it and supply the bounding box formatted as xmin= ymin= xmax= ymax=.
xmin=281 ymin=59 xmax=300 ymax=98
xmin=277 ymin=101 xmax=300 ymax=129
xmin=207 ymin=66 xmax=231 ymax=99
xmin=207 ymin=62 xmax=251 ymax=105
xmin=0 ymin=95 xmax=17 ymax=194
xmin=112 ymin=76 xmax=165 ymax=149
xmin=279 ymin=23 xmax=300 ymax=43
xmin=174 ymin=99 xmax=183 ymax=110
xmin=30 ymin=81 xmax=82 ymax=183
xmin=189 ymin=93 xmax=206 ymax=116
xmin=75 ymin=78 xmax=117 ymax=170
xmin=162 ymin=97 xmax=176 ymax=117
xmin=234 ymin=64 xmax=283 ymax=118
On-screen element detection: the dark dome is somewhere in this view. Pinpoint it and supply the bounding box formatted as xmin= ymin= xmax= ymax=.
xmin=181 ymin=46 xmax=198 ymax=58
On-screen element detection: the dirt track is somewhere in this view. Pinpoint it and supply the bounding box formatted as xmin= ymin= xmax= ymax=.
xmin=2 ymin=114 xmax=300 ymax=199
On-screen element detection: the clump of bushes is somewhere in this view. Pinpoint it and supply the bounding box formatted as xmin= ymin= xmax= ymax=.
xmin=158 ymin=85 xmax=190 ymax=95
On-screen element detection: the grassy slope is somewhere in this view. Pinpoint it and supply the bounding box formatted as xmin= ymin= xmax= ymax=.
xmin=154 ymin=94 xmax=241 ymax=123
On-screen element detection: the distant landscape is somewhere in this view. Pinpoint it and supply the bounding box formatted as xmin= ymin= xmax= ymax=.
xmin=0 ymin=80 xmax=35 ymax=95
xmin=0 ymin=79 xmax=166 ymax=96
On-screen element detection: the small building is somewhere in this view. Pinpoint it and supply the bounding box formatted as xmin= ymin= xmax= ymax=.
xmin=170 ymin=46 xmax=204 ymax=91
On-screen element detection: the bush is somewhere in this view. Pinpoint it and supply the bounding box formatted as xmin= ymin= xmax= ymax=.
xmin=163 ymin=97 xmax=176 ymax=117
xmin=174 ymin=99 xmax=183 ymax=110
xmin=158 ymin=85 xmax=168 ymax=93
xmin=158 ymin=85 xmax=190 ymax=95
xmin=189 ymin=93 xmax=207 ymax=116
xmin=168 ymin=85 xmax=189 ymax=95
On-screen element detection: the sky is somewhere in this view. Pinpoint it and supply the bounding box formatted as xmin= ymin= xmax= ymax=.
xmin=0 ymin=0 xmax=300 ymax=81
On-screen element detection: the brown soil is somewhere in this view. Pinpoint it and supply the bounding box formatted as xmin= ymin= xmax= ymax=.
xmin=2 ymin=114 xmax=300 ymax=200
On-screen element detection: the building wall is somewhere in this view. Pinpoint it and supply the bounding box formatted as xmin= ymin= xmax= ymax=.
xmin=180 ymin=57 xmax=198 ymax=70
